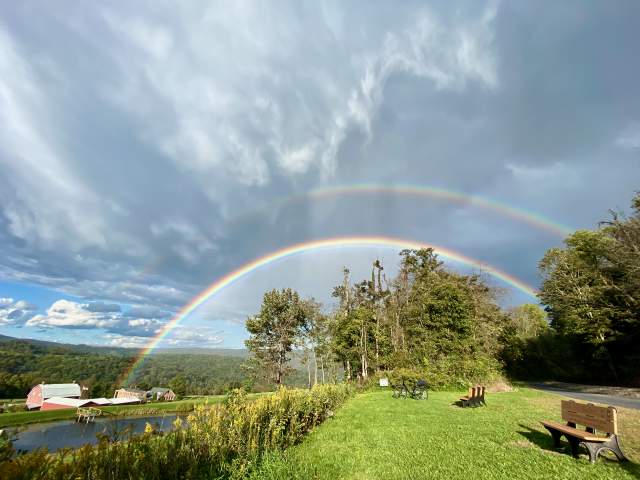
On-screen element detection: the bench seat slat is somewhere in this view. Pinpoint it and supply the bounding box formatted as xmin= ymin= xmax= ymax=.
xmin=541 ymin=421 xmax=608 ymax=442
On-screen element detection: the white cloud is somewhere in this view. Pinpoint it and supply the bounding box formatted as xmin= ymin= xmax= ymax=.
xmin=26 ymin=299 xmax=121 ymax=329
xmin=102 ymin=334 xmax=150 ymax=349
xmin=24 ymin=299 xmax=173 ymax=338
xmin=165 ymin=326 xmax=225 ymax=347
xmin=0 ymin=298 xmax=37 ymax=326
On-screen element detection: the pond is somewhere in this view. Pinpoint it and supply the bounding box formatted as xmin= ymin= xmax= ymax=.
xmin=10 ymin=414 xmax=187 ymax=453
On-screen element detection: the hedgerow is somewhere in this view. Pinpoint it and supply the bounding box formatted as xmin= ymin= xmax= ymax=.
xmin=0 ymin=384 xmax=354 ymax=479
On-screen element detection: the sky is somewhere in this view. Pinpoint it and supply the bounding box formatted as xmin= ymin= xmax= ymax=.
xmin=0 ymin=1 xmax=639 ymax=349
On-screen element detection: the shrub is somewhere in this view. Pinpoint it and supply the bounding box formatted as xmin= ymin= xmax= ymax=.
xmin=381 ymin=354 xmax=505 ymax=391
xmin=0 ymin=384 xmax=355 ymax=480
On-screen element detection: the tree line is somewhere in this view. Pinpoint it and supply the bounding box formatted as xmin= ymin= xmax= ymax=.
xmin=245 ymin=193 xmax=640 ymax=388
xmin=505 ymin=193 xmax=640 ymax=385
xmin=0 ymin=340 xmax=303 ymax=399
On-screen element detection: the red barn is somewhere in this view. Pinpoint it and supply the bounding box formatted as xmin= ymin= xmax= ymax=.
xmin=26 ymin=383 xmax=81 ymax=410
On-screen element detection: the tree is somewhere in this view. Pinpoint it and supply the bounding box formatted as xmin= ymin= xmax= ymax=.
xmin=169 ymin=374 xmax=187 ymax=397
xmin=244 ymin=288 xmax=311 ymax=385
xmin=507 ymin=304 xmax=548 ymax=339
xmin=538 ymin=193 xmax=640 ymax=383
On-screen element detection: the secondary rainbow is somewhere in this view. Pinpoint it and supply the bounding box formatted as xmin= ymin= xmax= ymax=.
xmin=231 ymin=183 xmax=573 ymax=237
xmin=119 ymin=236 xmax=538 ymax=385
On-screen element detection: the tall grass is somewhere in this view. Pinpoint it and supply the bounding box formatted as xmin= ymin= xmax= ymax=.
xmin=0 ymin=384 xmax=354 ymax=479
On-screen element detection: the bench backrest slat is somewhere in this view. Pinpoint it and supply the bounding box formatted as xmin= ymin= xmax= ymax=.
xmin=561 ymin=400 xmax=617 ymax=435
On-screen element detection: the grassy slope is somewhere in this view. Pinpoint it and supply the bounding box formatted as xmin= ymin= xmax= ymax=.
xmin=252 ymin=388 xmax=640 ymax=480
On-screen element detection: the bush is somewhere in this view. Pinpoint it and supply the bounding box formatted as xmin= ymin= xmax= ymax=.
xmin=380 ymin=354 xmax=504 ymax=391
xmin=0 ymin=384 xmax=355 ymax=480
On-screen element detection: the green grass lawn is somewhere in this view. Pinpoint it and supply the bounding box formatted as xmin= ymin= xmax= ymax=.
xmin=251 ymin=388 xmax=640 ymax=480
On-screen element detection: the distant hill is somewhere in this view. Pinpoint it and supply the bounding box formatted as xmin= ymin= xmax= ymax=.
xmin=153 ymin=347 xmax=248 ymax=357
xmin=0 ymin=333 xmax=137 ymax=356
xmin=0 ymin=334 xmax=247 ymax=358
xmin=0 ymin=334 xmax=305 ymax=398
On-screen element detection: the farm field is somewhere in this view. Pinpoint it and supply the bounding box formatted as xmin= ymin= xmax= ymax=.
xmin=252 ymin=388 xmax=640 ymax=480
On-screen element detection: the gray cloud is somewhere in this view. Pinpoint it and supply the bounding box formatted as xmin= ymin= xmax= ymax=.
xmin=1 ymin=1 xmax=639 ymax=345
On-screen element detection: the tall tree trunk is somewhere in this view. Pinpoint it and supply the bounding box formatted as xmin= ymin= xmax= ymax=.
xmin=375 ymin=312 xmax=380 ymax=371
xmin=313 ymin=349 xmax=318 ymax=386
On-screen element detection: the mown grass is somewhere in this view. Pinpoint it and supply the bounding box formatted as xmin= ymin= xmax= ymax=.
xmin=251 ymin=388 xmax=640 ymax=480
xmin=0 ymin=396 xmax=226 ymax=428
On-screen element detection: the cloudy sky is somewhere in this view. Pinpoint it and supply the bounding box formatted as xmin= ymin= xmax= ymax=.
xmin=1 ymin=1 xmax=638 ymax=349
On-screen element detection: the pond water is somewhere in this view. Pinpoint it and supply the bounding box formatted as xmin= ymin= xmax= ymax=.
xmin=11 ymin=414 xmax=186 ymax=453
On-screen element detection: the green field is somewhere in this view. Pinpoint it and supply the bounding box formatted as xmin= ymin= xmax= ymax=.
xmin=0 ymin=396 xmax=227 ymax=428
xmin=251 ymin=388 xmax=640 ymax=479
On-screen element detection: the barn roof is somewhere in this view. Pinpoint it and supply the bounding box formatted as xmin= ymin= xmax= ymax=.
xmin=108 ymin=397 xmax=141 ymax=405
xmin=117 ymin=387 xmax=146 ymax=394
xmin=41 ymin=383 xmax=81 ymax=399
xmin=148 ymin=387 xmax=170 ymax=395
xmin=42 ymin=396 xmax=88 ymax=407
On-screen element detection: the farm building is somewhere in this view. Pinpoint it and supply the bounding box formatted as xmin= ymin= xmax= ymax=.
xmin=41 ymin=397 xmax=110 ymax=411
xmin=26 ymin=383 xmax=81 ymax=410
xmin=114 ymin=387 xmax=147 ymax=401
xmin=41 ymin=396 xmax=140 ymax=410
xmin=108 ymin=397 xmax=142 ymax=405
xmin=147 ymin=387 xmax=176 ymax=401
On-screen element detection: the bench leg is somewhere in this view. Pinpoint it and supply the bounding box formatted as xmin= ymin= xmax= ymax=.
xmin=543 ymin=426 xmax=563 ymax=449
xmin=580 ymin=436 xmax=629 ymax=464
xmin=601 ymin=435 xmax=629 ymax=462
xmin=582 ymin=442 xmax=600 ymax=464
xmin=567 ymin=436 xmax=581 ymax=458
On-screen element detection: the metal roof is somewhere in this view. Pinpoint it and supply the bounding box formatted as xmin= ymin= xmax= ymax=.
xmin=149 ymin=387 xmax=170 ymax=395
xmin=42 ymin=396 xmax=87 ymax=407
xmin=117 ymin=387 xmax=146 ymax=394
xmin=41 ymin=383 xmax=81 ymax=399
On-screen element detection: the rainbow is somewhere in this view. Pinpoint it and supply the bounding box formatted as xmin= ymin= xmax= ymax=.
xmin=231 ymin=183 xmax=573 ymax=237
xmin=119 ymin=235 xmax=538 ymax=385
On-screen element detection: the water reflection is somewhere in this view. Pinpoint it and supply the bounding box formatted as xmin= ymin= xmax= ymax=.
xmin=11 ymin=414 xmax=186 ymax=453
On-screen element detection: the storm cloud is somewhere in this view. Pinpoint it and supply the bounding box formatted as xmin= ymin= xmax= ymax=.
xmin=0 ymin=1 xmax=639 ymax=347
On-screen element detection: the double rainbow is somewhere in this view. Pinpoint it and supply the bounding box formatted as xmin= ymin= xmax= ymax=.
xmin=119 ymin=235 xmax=538 ymax=385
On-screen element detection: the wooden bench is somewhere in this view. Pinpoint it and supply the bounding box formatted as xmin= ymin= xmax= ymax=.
xmin=459 ymin=386 xmax=486 ymax=407
xmin=541 ymin=400 xmax=628 ymax=463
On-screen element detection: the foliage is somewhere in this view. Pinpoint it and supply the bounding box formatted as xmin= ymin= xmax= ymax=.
xmin=531 ymin=193 xmax=640 ymax=385
xmin=0 ymin=384 xmax=354 ymax=479
xmin=0 ymin=340 xmax=302 ymax=400
xmin=245 ymin=289 xmax=314 ymax=385
xmin=0 ymin=340 xmax=131 ymax=399
xmin=330 ymin=249 xmax=507 ymax=387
